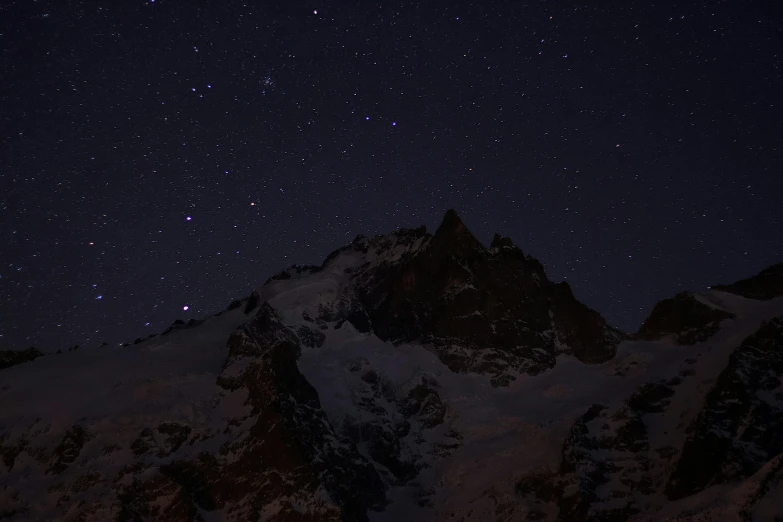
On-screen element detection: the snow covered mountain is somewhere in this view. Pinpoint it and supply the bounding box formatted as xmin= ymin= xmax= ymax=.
xmin=1 ymin=211 xmax=782 ymax=521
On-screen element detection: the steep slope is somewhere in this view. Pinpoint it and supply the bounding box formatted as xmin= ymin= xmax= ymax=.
xmin=712 ymin=263 xmax=783 ymax=300
xmin=509 ymin=289 xmax=783 ymax=522
xmin=667 ymin=317 xmax=783 ymax=500
xmin=636 ymin=292 xmax=734 ymax=345
xmin=0 ymin=211 xmax=781 ymax=521
xmin=0 ymin=347 xmax=44 ymax=371
xmin=264 ymin=210 xmax=623 ymax=388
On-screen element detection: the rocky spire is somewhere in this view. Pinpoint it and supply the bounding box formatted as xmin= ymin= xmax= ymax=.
xmin=431 ymin=209 xmax=481 ymax=255
xmin=490 ymin=233 xmax=516 ymax=250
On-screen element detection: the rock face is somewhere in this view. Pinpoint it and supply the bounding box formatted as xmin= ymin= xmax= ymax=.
xmin=0 ymin=347 xmax=44 ymax=371
xmin=209 ymin=303 xmax=386 ymax=521
xmin=712 ymin=263 xmax=783 ymax=300
xmin=514 ymin=380 xmax=678 ymax=521
xmin=512 ymin=313 xmax=783 ymax=522
xmin=118 ymin=303 xmax=389 ymax=521
xmin=636 ymin=292 xmax=734 ymax=344
xmin=322 ymin=210 xmax=623 ymax=386
xmin=1 ymin=211 xmax=782 ymax=521
xmin=666 ymin=317 xmax=783 ymax=500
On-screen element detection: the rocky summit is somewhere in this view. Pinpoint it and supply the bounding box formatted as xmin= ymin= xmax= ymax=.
xmin=1 ymin=210 xmax=782 ymax=521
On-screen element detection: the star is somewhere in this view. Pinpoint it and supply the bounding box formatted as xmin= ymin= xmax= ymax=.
xmin=4 ymin=0 xmax=780 ymax=363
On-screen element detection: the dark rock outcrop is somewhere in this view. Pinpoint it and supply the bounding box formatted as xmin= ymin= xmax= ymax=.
xmin=225 ymin=299 xmax=243 ymax=311
xmin=6 ymin=212 xmax=780 ymax=521
xmin=712 ymin=263 xmax=783 ymax=300
xmin=0 ymin=347 xmax=44 ymax=371
xmin=337 ymin=362 xmax=459 ymax=488
xmin=48 ymin=425 xmax=89 ymax=475
xmin=130 ymin=423 xmax=192 ymax=458
xmin=667 ymin=317 xmax=783 ymax=499
xmin=350 ymin=210 xmax=623 ymax=383
xmin=636 ymin=292 xmax=734 ymax=344
xmin=243 ymin=290 xmax=261 ymax=314
xmin=141 ymin=303 xmax=388 ymax=521
xmin=514 ymin=380 xmax=678 ymax=521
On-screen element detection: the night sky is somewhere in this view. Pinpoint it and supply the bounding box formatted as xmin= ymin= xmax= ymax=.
xmin=2 ymin=1 xmax=781 ymax=351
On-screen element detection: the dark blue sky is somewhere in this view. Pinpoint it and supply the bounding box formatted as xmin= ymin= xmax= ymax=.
xmin=2 ymin=0 xmax=781 ymax=350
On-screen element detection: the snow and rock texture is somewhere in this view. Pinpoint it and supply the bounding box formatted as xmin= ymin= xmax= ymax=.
xmin=286 ymin=209 xmax=624 ymax=388
xmin=635 ymin=292 xmax=734 ymax=345
xmin=0 ymin=348 xmax=44 ymax=371
xmin=666 ymin=317 xmax=783 ymax=500
xmin=712 ymin=263 xmax=783 ymax=301
xmin=1 ymin=210 xmax=782 ymax=521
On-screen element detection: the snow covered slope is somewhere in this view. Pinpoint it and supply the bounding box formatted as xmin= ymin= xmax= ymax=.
xmin=1 ymin=211 xmax=781 ymax=521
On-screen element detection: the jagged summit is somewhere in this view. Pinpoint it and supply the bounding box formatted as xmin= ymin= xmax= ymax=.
xmin=2 ymin=213 xmax=783 ymax=521
xmin=430 ymin=208 xmax=481 ymax=255
xmin=265 ymin=209 xmax=624 ymax=384
xmin=490 ymin=232 xmax=516 ymax=250
xmin=439 ymin=208 xmax=464 ymax=231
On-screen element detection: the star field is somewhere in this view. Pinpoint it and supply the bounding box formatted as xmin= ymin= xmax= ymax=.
xmin=1 ymin=1 xmax=781 ymax=350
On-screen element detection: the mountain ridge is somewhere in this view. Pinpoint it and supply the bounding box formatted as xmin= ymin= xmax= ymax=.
xmin=1 ymin=210 xmax=782 ymax=521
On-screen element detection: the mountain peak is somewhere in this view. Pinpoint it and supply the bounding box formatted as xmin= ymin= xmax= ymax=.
xmin=435 ymin=208 xmax=469 ymax=236
xmin=490 ymin=233 xmax=516 ymax=250
xmin=4 ymin=213 xmax=782 ymax=521
xmin=432 ymin=209 xmax=481 ymax=253
xmin=440 ymin=208 xmax=462 ymax=227
xmin=636 ymin=291 xmax=734 ymax=345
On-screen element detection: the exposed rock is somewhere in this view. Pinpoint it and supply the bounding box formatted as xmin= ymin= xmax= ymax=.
xmin=0 ymin=438 xmax=25 ymax=471
xmin=48 ymin=425 xmax=89 ymax=474
xmin=511 ymin=378 xmax=681 ymax=521
xmin=667 ymin=317 xmax=783 ymax=499
xmin=296 ymin=324 xmax=326 ymax=348
xmin=636 ymin=292 xmax=734 ymax=344
xmin=712 ymin=263 xmax=783 ymax=300
xmin=211 ymin=303 xmax=386 ymax=520
xmin=2 ymin=213 xmax=781 ymax=521
xmin=131 ymin=423 xmax=192 ymax=458
xmin=490 ymin=233 xmax=517 ymax=250
xmin=400 ymin=381 xmax=447 ymax=429
xmin=243 ymin=290 xmax=261 ymax=314
xmin=225 ymin=299 xmax=243 ymax=311
xmin=354 ymin=210 xmax=623 ymax=381
xmin=0 ymin=347 xmax=44 ymax=371
xmin=550 ymin=281 xmax=624 ymax=362
xmin=162 ymin=319 xmax=187 ymax=336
